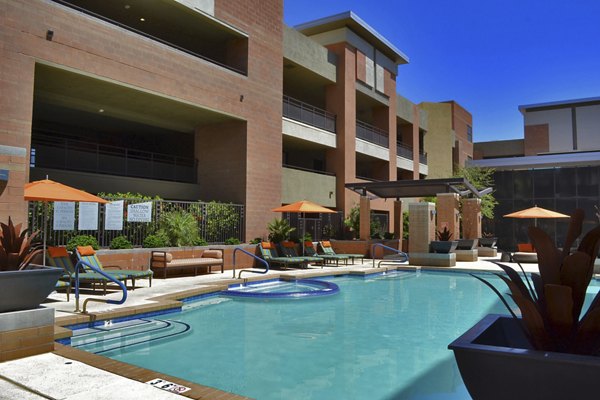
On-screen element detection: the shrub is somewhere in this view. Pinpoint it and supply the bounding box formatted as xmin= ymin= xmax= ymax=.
xmin=109 ymin=235 xmax=133 ymax=250
xmin=66 ymin=235 xmax=99 ymax=251
xmin=143 ymin=233 xmax=169 ymax=248
xmin=267 ymin=218 xmax=295 ymax=243
xmin=344 ymin=205 xmax=360 ymax=238
xmin=224 ymin=237 xmax=241 ymax=245
xmin=249 ymin=237 xmax=263 ymax=245
xmin=158 ymin=210 xmax=199 ymax=247
xmin=194 ymin=237 xmax=208 ymax=246
xmin=321 ymin=224 xmax=336 ymax=240
xmin=0 ymin=217 xmax=40 ymax=271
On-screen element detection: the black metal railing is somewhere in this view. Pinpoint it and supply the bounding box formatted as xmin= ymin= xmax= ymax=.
xmin=31 ymin=134 xmax=197 ymax=184
xmin=28 ymin=199 xmax=245 ymax=247
xmin=282 ymin=164 xmax=335 ymax=177
xmin=283 ymin=95 xmax=336 ymax=133
xmin=356 ymin=120 xmax=389 ymax=148
xmin=419 ymin=152 xmax=428 ymax=165
xmin=396 ymin=142 xmax=413 ymax=159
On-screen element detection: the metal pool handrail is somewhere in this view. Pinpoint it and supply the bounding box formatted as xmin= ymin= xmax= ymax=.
xmin=232 ymin=247 xmax=270 ymax=279
xmin=370 ymin=243 xmax=409 ymax=268
xmin=74 ymin=259 xmax=128 ymax=314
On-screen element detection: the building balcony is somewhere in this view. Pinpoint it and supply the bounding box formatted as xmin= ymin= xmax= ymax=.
xmin=31 ymin=134 xmax=197 ymax=184
xmin=356 ymin=120 xmax=389 ymax=148
xmin=283 ymin=95 xmax=336 ymax=133
xmin=397 ymin=142 xmax=413 ymax=160
xmin=282 ymin=165 xmax=336 ymax=208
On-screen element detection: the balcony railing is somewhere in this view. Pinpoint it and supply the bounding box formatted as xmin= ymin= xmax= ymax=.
xmin=420 ymin=152 xmax=428 ymax=165
xmin=396 ymin=142 xmax=413 ymax=159
xmin=31 ymin=134 xmax=197 ymax=183
xmin=283 ymin=95 xmax=336 ymax=133
xmin=283 ymin=164 xmax=335 ymax=176
xmin=356 ymin=120 xmax=389 ymax=148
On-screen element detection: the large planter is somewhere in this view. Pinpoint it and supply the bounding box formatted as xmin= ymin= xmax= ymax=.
xmin=449 ymin=314 xmax=600 ymax=399
xmin=456 ymin=239 xmax=478 ymax=250
xmin=478 ymin=237 xmax=497 ymax=248
xmin=0 ymin=265 xmax=62 ymax=312
xmin=430 ymin=240 xmax=458 ymax=254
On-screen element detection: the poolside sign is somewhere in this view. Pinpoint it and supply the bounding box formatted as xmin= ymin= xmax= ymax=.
xmin=127 ymin=201 xmax=152 ymax=222
xmin=105 ymin=200 xmax=124 ymax=230
xmin=53 ymin=201 xmax=75 ymax=230
xmin=146 ymin=378 xmax=191 ymax=394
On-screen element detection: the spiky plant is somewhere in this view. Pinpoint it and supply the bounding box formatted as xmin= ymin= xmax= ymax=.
xmin=436 ymin=226 xmax=453 ymax=241
xmin=0 ymin=217 xmax=41 ymax=271
xmin=474 ymin=209 xmax=600 ymax=355
xmin=267 ymin=218 xmax=295 ymax=243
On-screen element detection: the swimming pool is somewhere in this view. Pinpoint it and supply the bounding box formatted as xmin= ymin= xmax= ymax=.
xmin=68 ymin=271 xmax=598 ymax=399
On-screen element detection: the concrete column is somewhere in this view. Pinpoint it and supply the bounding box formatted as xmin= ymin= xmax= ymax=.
xmin=462 ymin=198 xmax=482 ymax=239
xmin=409 ymin=202 xmax=435 ymax=253
xmin=436 ymin=193 xmax=460 ymax=240
xmin=393 ymin=200 xmax=403 ymax=240
xmin=359 ymin=195 xmax=370 ymax=240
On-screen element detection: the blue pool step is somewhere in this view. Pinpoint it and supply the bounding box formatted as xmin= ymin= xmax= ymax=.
xmin=71 ymin=318 xmax=191 ymax=354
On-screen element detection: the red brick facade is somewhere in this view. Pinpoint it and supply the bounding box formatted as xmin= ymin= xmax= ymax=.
xmin=524 ymin=124 xmax=550 ymax=156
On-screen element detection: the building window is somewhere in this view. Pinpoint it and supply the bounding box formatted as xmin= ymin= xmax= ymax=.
xmin=467 ymin=125 xmax=473 ymax=142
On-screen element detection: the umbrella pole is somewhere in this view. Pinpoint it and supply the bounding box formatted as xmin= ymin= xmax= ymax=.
xmin=43 ymin=202 xmax=47 ymax=266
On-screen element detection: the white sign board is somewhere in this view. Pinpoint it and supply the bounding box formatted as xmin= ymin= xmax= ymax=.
xmin=78 ymin=202 xmax=99 ymax=230
xmin=146 ymin=378 xmax=190 ymax=394
xmin=127 ymin=202 xmax=152 ymax=222
xmin=105 ymin=200 xmax=124 ymax=230
xmin=53 ymin=202 xmax=75 ymax=230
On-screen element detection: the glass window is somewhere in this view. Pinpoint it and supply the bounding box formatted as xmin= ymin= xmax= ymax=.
xmin=533 ymin=169 xmax=554 ymax=199
xmin=577 ymin=166 xmax=599 ymax=197
xmin=513 ymin=170 xmax=533 ymax=199
xmin=556 ymin=168 xmax=576 ymax=198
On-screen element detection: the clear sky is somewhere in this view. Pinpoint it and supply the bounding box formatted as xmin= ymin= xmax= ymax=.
xmin=284 ymin=0 xmax=600 ymax=142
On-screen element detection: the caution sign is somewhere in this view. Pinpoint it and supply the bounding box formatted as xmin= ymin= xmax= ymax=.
xmin=146 ymin=378 xmax=191 ymax=394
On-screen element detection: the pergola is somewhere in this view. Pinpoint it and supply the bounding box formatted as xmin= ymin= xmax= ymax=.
xmin=344 ymin=178 xmax=493 ymax=241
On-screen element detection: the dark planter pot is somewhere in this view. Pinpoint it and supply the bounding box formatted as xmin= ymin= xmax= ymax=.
xmin=430 ymin=240 xmax=458 ymax=254
xmin=456 ymin=239 xmax=478 ymax=250
xmin=478 ymin=237 xmax=497 ymax=248
xmin=0 ymin=265 xmax=62 ymax=313
xmin=449 ymin=314 xmax=600 ymax=400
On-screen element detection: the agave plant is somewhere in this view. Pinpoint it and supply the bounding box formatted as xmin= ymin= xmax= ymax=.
xmin=0 ymin=217 xmax=41 ymax=271
xmin=267 ymin=218 xmax=295 ymax=243
xmin=474 ymin=209 xmax=600 ymax=355
xmin=436 ymin=226 xmax=453 ymax=241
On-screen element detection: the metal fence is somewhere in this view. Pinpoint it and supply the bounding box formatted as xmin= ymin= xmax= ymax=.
xmin=283 ymin=95 xmax=336 ymax=133
xmin=356 ymin=120 xmax=389 ymax=148
xmin=282 ymin=211 xmax=345 ymax=241
xmin=28 ymin=198 xmax=245 ymax=247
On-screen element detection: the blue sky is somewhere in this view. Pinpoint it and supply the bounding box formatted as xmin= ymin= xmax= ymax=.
xmin=284 ymin=1 xmax=600 ymax=142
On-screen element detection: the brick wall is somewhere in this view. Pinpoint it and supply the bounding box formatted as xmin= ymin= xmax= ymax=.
xmin=524 ymin=124 xmax=550 ymax=156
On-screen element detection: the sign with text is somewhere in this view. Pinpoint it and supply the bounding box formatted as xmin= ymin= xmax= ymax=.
xmin=146 ymin=378 xmax=190 ymax=394
xmin=78 ymin=202 xmax=99 ymax=230
xmin=53 ymin=202 xmax=75 ymax=230
xmin=127 ymin=201 xmax=152 ymax=222
xmin=105 ymin=200 xmax=124 ymax=230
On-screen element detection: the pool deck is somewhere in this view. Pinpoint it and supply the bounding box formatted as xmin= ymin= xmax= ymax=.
xmin=0 ymin=254 xmax=579 ymax=399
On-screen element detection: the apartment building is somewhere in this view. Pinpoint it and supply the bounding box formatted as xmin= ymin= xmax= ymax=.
xmin=471 ymin=97 xmax=600 ymax=249
xmin=419 ymin=101 xmax=473 ymax=178
xmin=1 ymin=1 xmax=465 ymax=240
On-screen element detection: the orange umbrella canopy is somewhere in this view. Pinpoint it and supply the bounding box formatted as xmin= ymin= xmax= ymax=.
xmin=272 ymin=200 xmax=335 ymax=214
xmin=24 ymin=179 xmax=108 ymax=203
xmin=504 ymin=206 xmax=569 ymax=219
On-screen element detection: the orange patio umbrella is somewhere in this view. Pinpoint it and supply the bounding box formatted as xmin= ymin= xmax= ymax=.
xmin=272 ymin=200 xmax=336 ymax=254
xmin=24 ymin=179 xmax=108 ymax=264
xmin=504 ymin=205 xmax=569 ymax=227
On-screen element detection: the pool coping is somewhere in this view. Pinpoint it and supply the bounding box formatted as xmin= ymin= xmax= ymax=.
xmin=47 ymin=263 xmax=524 ymax=399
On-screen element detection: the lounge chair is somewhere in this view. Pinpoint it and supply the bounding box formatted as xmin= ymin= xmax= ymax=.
xmin=47 ymin=246 xmax=119 ymax=295
xmin=512 ymin=243 xmax=538 ymax=263
xmin=279 ymin=241 xmax=324 ymax=267
xmin=304 ymin=240 xmax=348 ymax=266
xmin=76 ymin=246 xmax=153 ymax=289
xmin=258 ymin=242 xmax=307 ymax=269
xmin=54 ymin=279 xmax=71 ymax=301
xmin=318 ymin=241 xmax=364 ymax=264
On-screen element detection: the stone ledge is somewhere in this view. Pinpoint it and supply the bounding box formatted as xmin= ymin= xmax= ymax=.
xmin=408 ymin=252 xmax=456 ymax=267
xmin=455 ymin=249 xmax=478 ymax=262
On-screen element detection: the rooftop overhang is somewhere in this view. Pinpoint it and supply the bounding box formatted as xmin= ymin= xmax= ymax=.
xmin=345 ymin=178 xmax=492 ymax=199
xmin=295 ymin=11 xmax=409 ymax=65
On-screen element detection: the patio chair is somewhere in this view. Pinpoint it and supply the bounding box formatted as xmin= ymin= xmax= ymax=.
xmin=258 ymin=242 xmax=307 ymax=269
xmin=318 ymin=241 xmax=364 ymax=265
xmin=279 ymin=241 xmax=324 ymax=267
xmin=304 ymin=240 xmax=348 ymax=266
xmin=76 ymin=246 xmax=153 ymax=289
xmin=47 ymin=246 xmax=119 ymax=295
xmin=54 ymin=279 xmax=71 ymax=301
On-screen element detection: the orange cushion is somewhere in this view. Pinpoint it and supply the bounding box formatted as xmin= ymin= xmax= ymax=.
xmin=261 ymin=242 xmax=273 ymax=249
xmin=77 ymin=245 xmax=96 ymax=256
xmin=518 ymin=243 xmax=534 ymax=252
xmin=321 ymin=241 xmax=332 ymax=248
xmin=153 ymin=252 xmax=173 ymax=262
xmin=281 ymin=241 xmax=295 ymax=248
xmin=48 ymin=246 xmax=68 ymax=258
xmin=304 ymin=241 xmax=314 ymax=247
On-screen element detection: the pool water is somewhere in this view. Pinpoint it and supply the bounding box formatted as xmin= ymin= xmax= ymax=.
xmin=72 ymin=272 xmax=600 ymax=400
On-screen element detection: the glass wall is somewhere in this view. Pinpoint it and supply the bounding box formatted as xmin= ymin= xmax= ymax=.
xmin=491 ymin=166 xmax=600 ymax=251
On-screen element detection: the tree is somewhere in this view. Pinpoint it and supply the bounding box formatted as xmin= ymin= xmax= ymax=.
xmin=454 ymin=165 xmax=498 ymax=220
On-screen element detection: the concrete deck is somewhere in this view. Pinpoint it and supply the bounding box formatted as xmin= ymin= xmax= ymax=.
xmin=0 ymin=254 xmax=559 ymax=399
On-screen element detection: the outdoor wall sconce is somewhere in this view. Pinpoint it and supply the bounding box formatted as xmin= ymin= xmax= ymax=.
xmin=46 ymin=30 xmax=54 ymax=41
xmin=430 ymin=209 xmax=436 ymax=220
xmin=240 ymin=94 xmax=244 ymax=102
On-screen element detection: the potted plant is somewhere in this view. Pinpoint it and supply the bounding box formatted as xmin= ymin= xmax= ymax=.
xmin=449 ymin=209 xmax=600 ymax=399
xmin=478 ymin=231 xmax=497 ymax=248
xmin=457 ymin=238 xmax=479 ymax=250
xmin=0 ymin=217 xmax=62 ymax=312
xmin=430 ymin=227 xmax=458 ymax=253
